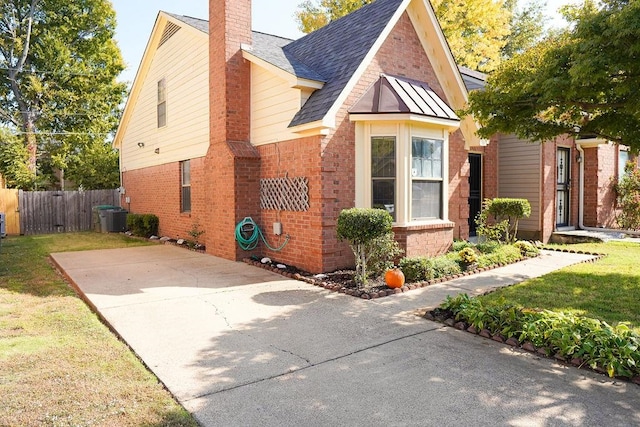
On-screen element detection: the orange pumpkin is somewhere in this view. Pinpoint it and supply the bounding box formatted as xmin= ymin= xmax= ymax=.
xmin=384 ymin=268 xmax=405 ymax=289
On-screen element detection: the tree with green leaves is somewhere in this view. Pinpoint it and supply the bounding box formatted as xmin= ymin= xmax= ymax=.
xmin=0 ymin=0 xmax=126 ymax=189
xmin=295 ymin=0 xmax=546 ymax=72
xmin=465 ymin=0 xmax=640 ymax=150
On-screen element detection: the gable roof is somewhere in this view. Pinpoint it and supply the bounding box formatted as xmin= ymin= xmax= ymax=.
xmin=114 ymin=11 xmax=209 ymax=149
xmin=282 ymin=0 xmax=405 ymax=127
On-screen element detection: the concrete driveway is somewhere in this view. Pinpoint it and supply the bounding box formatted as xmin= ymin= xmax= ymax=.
xmin=51 ymin=245 xmax=640 ymax=426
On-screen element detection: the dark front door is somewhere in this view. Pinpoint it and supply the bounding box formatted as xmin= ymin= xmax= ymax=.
xmin=468 ymin=153 xmax=482 ymax=236
xmin=556 ymin=147 xmax=571 ymax=227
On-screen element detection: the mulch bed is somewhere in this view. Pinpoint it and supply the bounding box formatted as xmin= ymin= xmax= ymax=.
xmin=242 ymin=247 xmax=604 ymax=300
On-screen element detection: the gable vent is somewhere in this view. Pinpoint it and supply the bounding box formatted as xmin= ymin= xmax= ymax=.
xmin=158 ymin=21 xmax=181 ymax=48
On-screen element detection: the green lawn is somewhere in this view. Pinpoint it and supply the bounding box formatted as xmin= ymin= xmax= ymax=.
xmin=0 ymin=233 xmax=198 ymax=426
xmin=480 ymin=241 xmax=640 ymax=333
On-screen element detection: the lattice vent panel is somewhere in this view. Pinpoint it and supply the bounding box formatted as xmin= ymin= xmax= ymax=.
xmin=260 ymin=177 xmax=309 ymax=211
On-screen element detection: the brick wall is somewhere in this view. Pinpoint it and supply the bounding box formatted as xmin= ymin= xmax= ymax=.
xmin=121 ymin=157 xmax=207 ymax=240
xmin=206 ymin=0 xmax=259 ymax=261
xmin=322 ymin=12 xmax=468 ymax=260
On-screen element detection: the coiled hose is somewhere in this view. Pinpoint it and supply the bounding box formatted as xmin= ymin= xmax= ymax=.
xmin=235 ymin=217 xmax=290 ymax=251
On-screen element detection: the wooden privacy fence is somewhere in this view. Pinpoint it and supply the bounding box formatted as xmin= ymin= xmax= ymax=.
xmin=0 ymin=189 xmax=120 ymax=235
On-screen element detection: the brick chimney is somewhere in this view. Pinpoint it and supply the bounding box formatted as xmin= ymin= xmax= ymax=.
xmin=206 ymin=0 xmax=261 ymax=260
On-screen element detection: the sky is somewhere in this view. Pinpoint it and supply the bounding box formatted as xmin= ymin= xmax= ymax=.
xmin=111 ymin=0 xmax=572 ymax=85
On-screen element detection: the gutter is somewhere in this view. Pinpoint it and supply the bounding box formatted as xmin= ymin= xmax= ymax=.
xmin=575 ymin=142 xmax=640 ymax=237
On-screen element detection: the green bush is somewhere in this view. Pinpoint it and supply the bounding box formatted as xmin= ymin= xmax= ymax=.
xmin=513 ymin=240 xmax=540 ymax=257
xmin=366 ymin=232 xmax=404 ymax=279
xmin=432 ymin=255 xmax=463 ymax=278
xmin=336 ymin=208 xmax=396 ymax=286
xmin=440 ymin=294 xmax=640 ymax=378
xmin=476 ymin=244 xmax=522 ymax=268
xmin=476 ymin=198 xmax=531 ymax=243
xmin=399 ymin=257 xmax=432 ymax=282
xmin=126 ymin=213 xmax=159 ymax=238
xmin=476 ymin=240 xmax=501 ymax=254
xmin=451 ymin=240 xmax=473 ymax=251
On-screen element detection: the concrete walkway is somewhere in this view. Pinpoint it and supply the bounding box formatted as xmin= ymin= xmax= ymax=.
xmin=51 ymin=246 xmax=640 ymax=426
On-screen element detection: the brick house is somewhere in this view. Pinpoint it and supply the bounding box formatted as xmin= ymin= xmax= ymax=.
xmin=114 ymin=0 xmax=631 ymax=273
xmin=114 ymin=0 xmax=497 ymax=273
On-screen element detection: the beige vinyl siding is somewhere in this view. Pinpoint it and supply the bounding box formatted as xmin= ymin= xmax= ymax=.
xmin=251 ymin=63 xmax=301 ymax=145
xmin=120 ymin=22 xmax=209 ymax=171
xmin=498 ymin=134 xmax=541 ymax=232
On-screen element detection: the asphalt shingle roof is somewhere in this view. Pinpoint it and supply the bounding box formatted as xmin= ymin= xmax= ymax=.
xmin=283 ymin=0 xmax=404 ymax=127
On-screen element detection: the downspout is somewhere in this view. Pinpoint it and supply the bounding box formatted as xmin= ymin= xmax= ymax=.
xmin=576 ymin=142 xmax=640 ymax=236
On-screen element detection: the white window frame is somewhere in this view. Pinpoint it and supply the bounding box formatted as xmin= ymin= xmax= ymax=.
xmin=157 ymin=78 xmax=167 ymax=128
xmin=354 ymin=120 xmax=453 ymax=227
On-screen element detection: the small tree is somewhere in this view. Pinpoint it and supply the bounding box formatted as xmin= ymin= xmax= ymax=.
xmin=476 ymin=198 xmax=531 ymax=243
xmin=336 ymin=208 xmax=398 ymax=287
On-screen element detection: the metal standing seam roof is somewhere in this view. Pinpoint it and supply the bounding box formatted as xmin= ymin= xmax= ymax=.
xmin=349 ymin=74 xmax=459 ymax=121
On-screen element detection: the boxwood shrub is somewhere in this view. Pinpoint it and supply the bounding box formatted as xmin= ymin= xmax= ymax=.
xmin=126 ymin=213 xmax=159 ymax=238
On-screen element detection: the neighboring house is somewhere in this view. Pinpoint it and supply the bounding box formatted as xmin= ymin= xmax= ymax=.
xmin=119 ymin=0 xmax=634 ymax=274
xmin=468 ymin=71 xmax=633 ymax=241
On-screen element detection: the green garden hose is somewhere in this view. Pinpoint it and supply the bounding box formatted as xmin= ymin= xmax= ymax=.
xmin=235 ymin=217 xmax=290 ymax=251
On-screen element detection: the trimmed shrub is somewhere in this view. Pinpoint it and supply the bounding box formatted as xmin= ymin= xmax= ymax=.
xmin=336 ymin=208 xmax=396 ymax=286
xmin=126 ymin=213 xmax=159 ymax=238
xmin=476 ymin=240 xmax=501 ymax=254
xmin=476 ymin=198 xmax=531 ymax=243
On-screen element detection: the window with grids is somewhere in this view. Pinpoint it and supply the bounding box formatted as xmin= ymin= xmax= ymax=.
xmin=619 ymin=149 xmax=630 ymax=181
xmin=371 ymin=136 xmax=396 ymax=220
xmin=180 ymin=160 xmax=191 ymax=212
xmin=411 ymin=137 xmax=443 ymax=220
xmin=157 ymin=78 xmax=167 ymax=128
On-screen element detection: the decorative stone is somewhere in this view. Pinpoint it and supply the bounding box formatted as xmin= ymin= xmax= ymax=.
xmin=467 ymin=325 xmax=478 ymax=334
xmin=393 ymin=288 xmax=402 ymax=294
xmin=424 ymin=312 xmax=435 ymax=321
xmin=505 ymin=337 xmax=519 ymax=347
xmin=479 ymin=329 xmax=492 ymax=338
xmin=159 ymin=236 xmax=171 ymax=242
xmin=149 ymin=235 xmax=159 ymax=240
xmin=444 ymin=318 xmax=455 ymax=327
xmin=554 ymin=352 xmax=566 ymax=362
xmin=570 ymin=358 xmax=583 ymax=367
xmin=314 ymin=273 xmax=328 ymax=279
xmin=176 ymin=239 xmax=185 ymax=245
xmin=537 ymin=347 xmax=548 ymax=356
xmin=360 ymin=293 xmax=370 ymax=299
xmin=261 ymin=257 xmax=271 ymax=264
xmin=454 ymin=321 xmax=467 ymax=330
xmin=491 ymin=334 xmax=505 ymax=343
xmin=378 ymin=291 xmax=387 ymax=298
xmin=522 ymin=342 xmax=536 ymax=352
xmin=276 ymin=264 xmax=286 ymax=269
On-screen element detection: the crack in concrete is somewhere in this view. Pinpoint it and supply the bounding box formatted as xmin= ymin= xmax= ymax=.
xmin=185 ymin=325 xmax=441 ymax=402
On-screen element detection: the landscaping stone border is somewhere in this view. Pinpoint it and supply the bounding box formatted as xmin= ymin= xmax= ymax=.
xmin=423 ymin=307 xmax=640 ymax=386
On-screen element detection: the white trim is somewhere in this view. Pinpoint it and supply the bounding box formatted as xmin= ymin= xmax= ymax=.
xmin=350 ymin=112 xmax=460 ymax=130
xmin=355 ymin=119 xmax=450 ymax=227
xmin=323 ymin=0 xmax=412 ymax=127
xmin=242 ymin=50 xmax=325 ymax=90
xmin=114 ymin=12 xmax=208 ymax=149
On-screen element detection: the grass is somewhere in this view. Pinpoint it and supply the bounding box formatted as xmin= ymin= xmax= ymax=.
xmin=0 ymin=233 xmax=198 ymax=426
xmin=479 ymin=240 xmax=640 ymax=334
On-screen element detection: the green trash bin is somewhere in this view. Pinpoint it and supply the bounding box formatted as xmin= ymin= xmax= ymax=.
xmin=92 ymin=205 xmax=120 ymax=232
